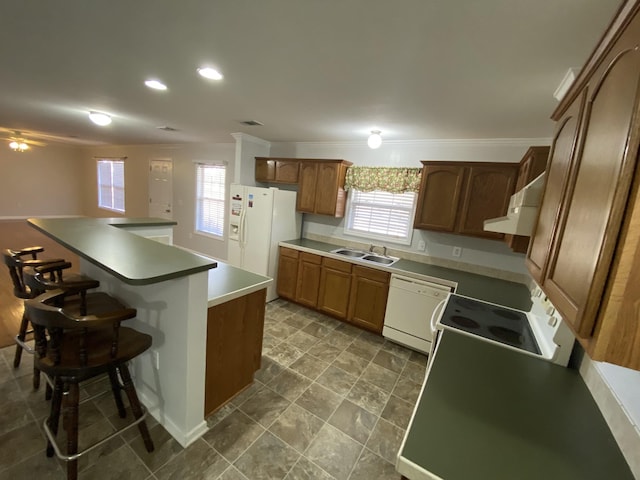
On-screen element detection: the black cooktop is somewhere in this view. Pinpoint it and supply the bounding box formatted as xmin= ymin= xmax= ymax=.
xmin=440 ymin=294 xmax=541 ymax=355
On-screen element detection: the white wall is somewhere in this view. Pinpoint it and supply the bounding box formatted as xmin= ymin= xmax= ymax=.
xmin=0 ymin=144 xmax=84 ymax=218
xmin=232 ymin=133 xmax=271 ymax=186
xmin=80 ymin=142 xmax=236 ymax=260
xmin=270 ymin=138 xmax=552 ymax=276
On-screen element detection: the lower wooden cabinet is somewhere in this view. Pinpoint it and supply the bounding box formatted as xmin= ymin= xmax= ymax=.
xmin=276 ymin=247 xmax=391 ymax=334
xmin=295 ymin=252 xmax=322 ymax=308
xmin=318 ymin=257 xmax=352 ymax=319
xmin=276 ymin=247 xmax=299 ymax=299
xmin=348 ymin=266 xmax=391 ymax=334
xmin=204 ymin=289 xmax=266 ymax=416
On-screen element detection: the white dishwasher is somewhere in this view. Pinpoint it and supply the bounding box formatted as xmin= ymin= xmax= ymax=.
xmin=382 ymin=274 xmax=452 ymax=354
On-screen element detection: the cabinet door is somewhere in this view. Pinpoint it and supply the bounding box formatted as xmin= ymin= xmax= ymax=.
xmin=255 ymin=158 xmax=275 ymax=182
xmin=457 ymin=164 xmax=518 ymax=239
xmin=543 ymin=44 xmax=640 ymax=337
xmin=314 ymin=163 xmax=341 ymax=215
xmin=275 ymin=160 xmax=300 ymax=183
xmin=296 ymin=252 xmax=322 ymax=308
xmin=318 ymin=258 xmax=352 ymax=319
xmin=527 ymin=99 xmax=585 ymax=282
xmin=414 ymin=164 xmax=466 ymax=231
xmin=297 ymin=162 xmax=318 ymax=213
xmin=276 ymin=247 xmax=299 ymax=300
xmin=348 ymin=266 xmax=390 ymax=333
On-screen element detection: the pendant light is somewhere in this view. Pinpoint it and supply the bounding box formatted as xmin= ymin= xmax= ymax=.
xmin=368 ymin=130 xmax=382 ymax=149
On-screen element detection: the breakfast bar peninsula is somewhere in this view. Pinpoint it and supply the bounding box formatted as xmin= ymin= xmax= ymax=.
xmin=28 ymin=217 xmax=272 ymax=447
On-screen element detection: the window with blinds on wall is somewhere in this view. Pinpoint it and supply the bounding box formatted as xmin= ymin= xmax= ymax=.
xmin=195 ymin=163 xmax=226 ymax=237
xmin=345 ymin=189 xmax=417 ymax=245
xmin=96 ymin=158 xmax=125 ymax=213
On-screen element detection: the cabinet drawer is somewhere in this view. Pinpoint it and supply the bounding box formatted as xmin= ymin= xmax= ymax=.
xmin=352 ymin=265 xmax=391 ymax=283
xmin=300 ymin=252 xmax=322 ymax=264
xmin=280 ymin=247 xmax=299 ymax=259
xmin=322 ymin=257 xmax=352 ymax=272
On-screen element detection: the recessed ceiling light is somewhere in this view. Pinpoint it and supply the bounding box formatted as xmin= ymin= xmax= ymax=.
xmin=145 ymin=79 xmax=167 ymax=90
xmin=197 ymin=67 xmax=223 ymax=80
xmin=88 ymin=111 xmax=112 ymax=126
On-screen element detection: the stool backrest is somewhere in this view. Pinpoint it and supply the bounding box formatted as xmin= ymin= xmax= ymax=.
xmin=25 ymin=290 xmax=137 ymax=367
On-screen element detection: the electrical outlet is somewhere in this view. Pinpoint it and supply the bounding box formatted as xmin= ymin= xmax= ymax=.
xmin=418 ymin=240 xmax=426 ymax=251
xmin=452 ymin=246 xmax=462 ymax=257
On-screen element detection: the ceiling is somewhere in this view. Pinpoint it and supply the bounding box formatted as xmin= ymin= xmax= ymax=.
xmin=0 ymin=0 xmax=622 ymax=147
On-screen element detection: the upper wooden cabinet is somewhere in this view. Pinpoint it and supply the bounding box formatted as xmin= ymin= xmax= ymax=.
xmin=504 ymin=146 xmax=550 ymax=253
xmin=297 ymin=160 xmax=352 ymax=217
xmin=526 ymin=1 xmax=640 ymax=370
xmin=255 ymin=158 xmax=300 ymax=184
xmin=414 ymin=161 xmax=518 ymax=239
xmin=255 ymin=158 xmax=352 ymax=217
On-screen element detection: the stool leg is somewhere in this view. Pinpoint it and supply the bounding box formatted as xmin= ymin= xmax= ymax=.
xmin=64 ymin=383 xmax=80 ymax=480
xmin=118 ymin=364 xmax=154 ymax=453
xmin=108 ymin=368 xmax=126 ymax=418
xmin=13 ymin=312 xmax=29 ymax=367
xmin=33 ymin=365 xmax=41 ymax=390
xmin=46 ymin=379 xmax=64 ymax=457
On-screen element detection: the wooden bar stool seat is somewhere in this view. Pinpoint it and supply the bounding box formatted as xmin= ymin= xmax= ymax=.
xmin=25 ymin=289 xmax=154 ymax=480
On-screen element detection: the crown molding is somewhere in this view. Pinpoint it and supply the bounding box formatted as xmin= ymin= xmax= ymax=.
xmin=270 ymin=137 xmax=552 ymax=148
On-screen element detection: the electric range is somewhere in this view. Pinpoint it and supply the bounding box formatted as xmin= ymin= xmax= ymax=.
xmin=431 ymin=287 xmax=575 ymax=366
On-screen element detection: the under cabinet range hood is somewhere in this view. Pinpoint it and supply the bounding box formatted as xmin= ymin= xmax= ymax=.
xmin=483 ymin=172 xmax=546 ymax=236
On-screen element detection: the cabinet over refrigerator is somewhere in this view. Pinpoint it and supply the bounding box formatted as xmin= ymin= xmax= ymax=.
xmin=227 ymin=184 xmax=301 ymax=302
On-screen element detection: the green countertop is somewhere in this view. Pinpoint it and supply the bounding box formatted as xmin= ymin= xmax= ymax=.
xmin=206 ymin=261 xmax=272 ymax=307
xmin=398 ymin=331 xmax=633 ymax=480
xmin=29 ymin=217 xmax=216 ymax=285
xmin=280 ymin=238 xmax=532 ymax=310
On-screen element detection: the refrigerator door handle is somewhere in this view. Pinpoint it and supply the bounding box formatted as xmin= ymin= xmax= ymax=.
xmin=239 ymin=209 xmax=247 ymax=247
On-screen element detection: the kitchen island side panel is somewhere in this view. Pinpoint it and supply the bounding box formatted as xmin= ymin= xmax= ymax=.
xmin=80 ymin=260 xmax=209 ymax=447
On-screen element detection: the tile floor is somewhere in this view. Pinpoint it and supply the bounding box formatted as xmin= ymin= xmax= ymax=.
xmin=0 ymin=299 xmax=427 ymax=479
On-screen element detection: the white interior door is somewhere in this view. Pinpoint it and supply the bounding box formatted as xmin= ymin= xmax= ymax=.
xmin=149 ymin=159 xmax=173 ymax=219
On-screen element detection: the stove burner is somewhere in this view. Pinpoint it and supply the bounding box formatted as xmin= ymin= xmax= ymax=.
xmin=452 ymin=297 xmax=486 ymax=311
xmin=491 ymin=309 xmax=522 ymax=321
xmin=489 ymin=326 xmax=524 ymax=346
xmin=450 ymin=316 xmax=480 ymax=329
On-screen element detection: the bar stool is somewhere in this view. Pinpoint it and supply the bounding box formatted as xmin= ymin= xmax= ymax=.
xmin=25 ymin=289 xmax=155 ymax=480
xmin=2 ymin=247 xmax=65 ymax=373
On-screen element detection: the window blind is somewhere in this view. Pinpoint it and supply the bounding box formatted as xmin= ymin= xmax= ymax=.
xmin=97 ymin=159 xmax=125 ymax=213
xmin=346 ymin=189 xmax=416 ymax=242
xmin=195 ymin=163 xmax=226 ymax=236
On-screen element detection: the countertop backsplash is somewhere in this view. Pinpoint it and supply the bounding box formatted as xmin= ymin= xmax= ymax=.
xmin=303 ymin=232 xmax=533 ymax=286
xmin=580 ymin=355 xmax=640 ymax=478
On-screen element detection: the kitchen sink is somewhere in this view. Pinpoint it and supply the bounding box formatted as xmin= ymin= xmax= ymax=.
xmin=362 ymin=254 xmax=398 ymax=265
xmin=332 ymin=249 xmax=366 ymax=258
xmin=330 ymin=248 xmax=399 ymax=266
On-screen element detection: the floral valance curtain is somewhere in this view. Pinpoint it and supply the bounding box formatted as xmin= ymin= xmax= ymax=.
xmin=344 ymin=166 xmax=422 ymax=193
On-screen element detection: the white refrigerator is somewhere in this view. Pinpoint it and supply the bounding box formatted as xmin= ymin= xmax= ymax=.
xmin=227 ymin=184 xmax=302 ymax=302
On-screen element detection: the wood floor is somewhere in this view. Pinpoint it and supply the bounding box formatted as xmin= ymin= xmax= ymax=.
xmin=0 ymin=220 xmax=79 ymax=348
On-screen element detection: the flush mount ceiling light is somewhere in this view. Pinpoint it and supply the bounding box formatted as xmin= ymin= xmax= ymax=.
xmin=9 ymin=141 xmax=29 ymax=152
xmin=367 ymin=130 xmax=382 ymax=149
xmin=88 ymin=111 xmax=112 ymax=126
xmin=197 ymin=66 xmax=224 ymax=80
xmin=145 ymin=79 xmax=168 ymax=90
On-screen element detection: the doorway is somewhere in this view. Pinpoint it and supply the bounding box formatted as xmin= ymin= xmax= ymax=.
xmin=148 ymin=159 xmax=173 ymax=219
